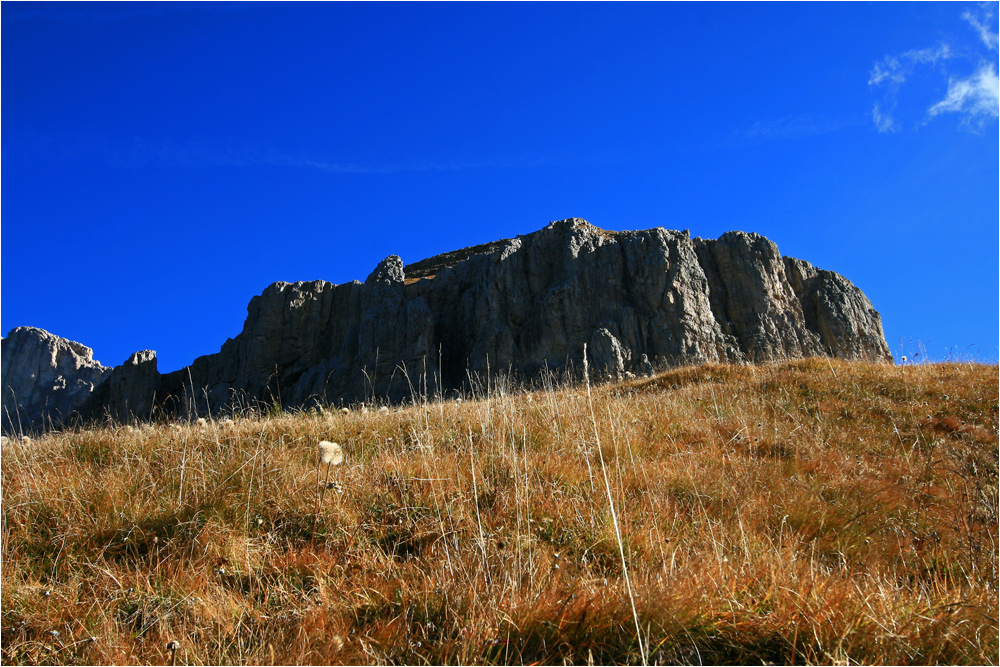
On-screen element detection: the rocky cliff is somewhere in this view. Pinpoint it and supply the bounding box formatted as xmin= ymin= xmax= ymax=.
xmin=1 ymin=219 xmax=892 ymax=431
xmin=1 ymin=327 xmax=111 ymax=432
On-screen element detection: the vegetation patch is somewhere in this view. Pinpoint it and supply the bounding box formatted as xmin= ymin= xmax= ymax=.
xmin=2 ymin=360 xmax=997 ymax=664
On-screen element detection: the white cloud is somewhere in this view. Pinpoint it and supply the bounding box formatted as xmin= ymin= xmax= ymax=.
xmin=869 ymin=6 xmax=998 ymax=132
xmin=928 ymin=62 xmax=1000 ymax=122
xmin=869 ymin=45 xmax=952 ymax=88
xmin=963 ymin=7 xmax=999 ymax=51
xmin=871 ymin=103 xmax=896 ymax=133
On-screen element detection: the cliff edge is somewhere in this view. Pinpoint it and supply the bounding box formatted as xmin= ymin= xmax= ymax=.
xmin=2 ymin=219 xmax=891 ymax=431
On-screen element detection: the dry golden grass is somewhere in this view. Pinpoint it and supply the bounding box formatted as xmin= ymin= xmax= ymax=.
xmin=1 ymin=359 xmax=997 ymax=665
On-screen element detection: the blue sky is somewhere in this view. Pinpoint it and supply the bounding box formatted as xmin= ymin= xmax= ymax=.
xmin=3 ymin=2 xmax=997 ymax=371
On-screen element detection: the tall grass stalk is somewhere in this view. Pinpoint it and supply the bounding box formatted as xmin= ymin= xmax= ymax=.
xmin=583 ymin=343 xmax=647 ymax=666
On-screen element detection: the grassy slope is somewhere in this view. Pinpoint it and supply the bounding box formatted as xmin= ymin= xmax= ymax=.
xmin=1 ymin=360 xmax=997 ymax=665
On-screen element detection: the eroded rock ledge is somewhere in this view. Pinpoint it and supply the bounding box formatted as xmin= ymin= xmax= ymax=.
xmin=2 ymin=219 xmax=891 ymax=431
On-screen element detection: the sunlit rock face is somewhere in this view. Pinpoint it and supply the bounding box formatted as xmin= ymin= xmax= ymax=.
xmin=2 ymin=218 xmax=892 ymax=430
xmin=1 ymin=326 xmax=111 ymax=433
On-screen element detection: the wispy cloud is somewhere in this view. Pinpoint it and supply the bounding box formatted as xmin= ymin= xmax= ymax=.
xmin=871 ymin=103 xmax=895 ymax=133
xmin=963 ymin=6 xmax=1000 ymax=51
xmin=868 ymin=46 xmax=954 ymax=132
xmin=868 ymin=45 xmax=953 ymax=88
xmin=745 ymin=114 xmax=858 ymax=141
xmin=2 ymin=131 xmax=552 ymax=175
xmin=868 ymin=5 xmax=998 ymax=132
xmin=253 ymin=151 xmax=550 ymax=174
xmin=928 ymin=62 xmax=1000 ymax=124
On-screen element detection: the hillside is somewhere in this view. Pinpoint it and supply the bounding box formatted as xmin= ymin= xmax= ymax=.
xmin=1 ymin=360 xmax=996 ymax=665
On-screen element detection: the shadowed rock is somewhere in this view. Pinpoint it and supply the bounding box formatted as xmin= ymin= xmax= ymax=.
xmin=105 ymin=350 xmax=160 ymax=423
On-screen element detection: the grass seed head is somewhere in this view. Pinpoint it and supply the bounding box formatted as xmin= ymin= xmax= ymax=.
xmin=319 ymin=440 xmax=344 ymax=466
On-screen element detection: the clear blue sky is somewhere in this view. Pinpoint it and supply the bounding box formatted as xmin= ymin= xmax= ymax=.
xmin=3 ymin=2 xmax=997 ymax=372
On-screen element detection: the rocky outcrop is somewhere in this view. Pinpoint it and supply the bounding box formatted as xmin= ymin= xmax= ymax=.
xmin=1 ymin=327 xmax=111 ymax=433
xmin=783 ymin=258 xmax=892 ymax=361
xmin=104 ymin=350 xmax=161 ymax=423
xmin=2 ymin=218 xmax=893 ymax=430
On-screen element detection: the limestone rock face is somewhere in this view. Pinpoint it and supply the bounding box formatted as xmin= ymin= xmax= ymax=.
xmin=158 ymin=218 xmax=889 ymax=413
xmin=693 ymin=231 xmax=825 ymax=362
xmin=3 ymin=218 xmax=893 ymax=427
xmin=783 ymin=258 xmax=891 ymax=361
xmin=1 ymin=327 xmax=111 ymax=433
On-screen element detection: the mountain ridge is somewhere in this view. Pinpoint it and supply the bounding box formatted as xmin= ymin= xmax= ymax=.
xmin=2 ymin=218 xmax=892 ymax=432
